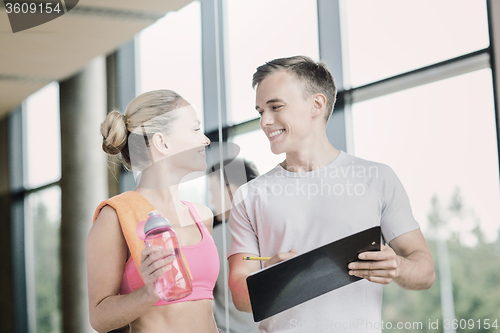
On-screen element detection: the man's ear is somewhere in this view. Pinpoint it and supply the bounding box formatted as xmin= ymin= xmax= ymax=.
xmin=311 ymin=93 xmax=327 ymax=118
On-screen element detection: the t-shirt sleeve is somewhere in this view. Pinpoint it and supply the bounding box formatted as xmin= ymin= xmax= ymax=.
xmin=379 ymin=165 xmax=420 ymax=243
xmin=227 ymin=185 xmax=260 ymax=259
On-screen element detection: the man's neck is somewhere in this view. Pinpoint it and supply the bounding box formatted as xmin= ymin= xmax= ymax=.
xmin=283 ymin=144 xmax=340 ymax=173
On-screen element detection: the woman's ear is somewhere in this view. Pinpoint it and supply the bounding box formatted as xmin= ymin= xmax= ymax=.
xmin=152 ymin=133 xmax=169 ymax=154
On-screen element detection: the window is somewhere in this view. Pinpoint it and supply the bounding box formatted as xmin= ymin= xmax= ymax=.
xmin=25 ymin=184 xmax=62 ymax=333
xmin=25 ymin=82 xmax=61 ymax=189
xmin=20 ymin=82 xmax=63 ymax=333
xmin=344 ymin=0 xmax=490 ymax=87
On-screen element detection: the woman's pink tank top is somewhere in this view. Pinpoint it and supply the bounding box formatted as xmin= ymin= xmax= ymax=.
xmin=93 ymin=192 xmax=219 ymax=306
xmin=120 ymin=200 xmax=219 ymax=305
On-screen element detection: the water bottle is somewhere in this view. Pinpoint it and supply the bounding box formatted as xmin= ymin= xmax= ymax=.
xmin=142 ymin=211 xmax=192 ymax=302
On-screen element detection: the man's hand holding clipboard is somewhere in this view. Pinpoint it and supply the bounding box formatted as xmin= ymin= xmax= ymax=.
xmin=246 ymin=226 xmax=382 ymax=322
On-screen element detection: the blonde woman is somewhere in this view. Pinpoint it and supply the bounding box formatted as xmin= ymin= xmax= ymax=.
xmin=87 ymin=90 xmax=220 ymax=333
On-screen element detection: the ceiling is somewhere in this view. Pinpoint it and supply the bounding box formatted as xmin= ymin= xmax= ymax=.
xmin=0 ymin=0 xmax=194 ymax=119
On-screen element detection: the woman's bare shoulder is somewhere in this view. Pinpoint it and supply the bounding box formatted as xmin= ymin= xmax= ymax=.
xmin=89 ymin=205 xmax=122 ymax=242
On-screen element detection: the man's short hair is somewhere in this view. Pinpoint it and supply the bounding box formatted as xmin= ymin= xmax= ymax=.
xmin=252 ymin=56 xmax=337 ymax=122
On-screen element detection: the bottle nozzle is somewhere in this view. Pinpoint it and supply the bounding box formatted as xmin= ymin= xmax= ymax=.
xmin=144 ymin=211 xmax=171 ymax=234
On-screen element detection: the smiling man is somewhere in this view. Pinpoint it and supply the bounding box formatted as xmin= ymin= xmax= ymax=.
xmin=227 ymin=56 xmax=435 ymax=333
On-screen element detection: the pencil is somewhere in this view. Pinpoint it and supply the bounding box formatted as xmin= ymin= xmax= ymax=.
xmin=243 ymin=256 xmax=271 ymax=260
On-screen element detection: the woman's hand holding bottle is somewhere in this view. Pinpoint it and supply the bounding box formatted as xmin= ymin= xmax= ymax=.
xmin=139 ymin=247 xmax=175 ymax=302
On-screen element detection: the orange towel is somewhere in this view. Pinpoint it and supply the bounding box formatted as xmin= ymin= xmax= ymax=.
xmin=93 ymin=191 xmax=192 ymax=281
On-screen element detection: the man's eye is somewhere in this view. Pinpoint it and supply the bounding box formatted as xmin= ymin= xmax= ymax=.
xmin=272 ymin=105 xmax=282 ymax=110
xmin=195 ymin=128 xmax=201 ymax=131
xmin=257 ymin=111 xmax=263 ymax=117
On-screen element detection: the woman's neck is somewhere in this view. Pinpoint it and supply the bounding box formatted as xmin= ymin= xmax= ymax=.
xmin=135 ymin=160 xmax=183 ymax=208
xmin=137 ymin=159 xmax=183 ymax=192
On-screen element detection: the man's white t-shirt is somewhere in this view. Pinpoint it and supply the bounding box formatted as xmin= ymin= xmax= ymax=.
xmin=228 ymin=151 xmax=420 ymax=333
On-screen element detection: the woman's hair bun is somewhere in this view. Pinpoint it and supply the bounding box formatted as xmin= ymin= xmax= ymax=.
xmin=101 ymin=110 xmax=128 ymax=155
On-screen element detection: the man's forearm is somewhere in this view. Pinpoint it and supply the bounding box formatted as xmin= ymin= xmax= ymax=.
xmin=394 ymin=250 xmax=435 ymax=290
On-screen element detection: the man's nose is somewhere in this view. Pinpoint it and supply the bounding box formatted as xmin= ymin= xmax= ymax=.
xmin=260 ymin=110 xmax=274 ymax=127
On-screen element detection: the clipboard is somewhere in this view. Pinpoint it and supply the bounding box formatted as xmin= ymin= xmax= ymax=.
xmin=246 ymin=226 xmax=381 ymax=322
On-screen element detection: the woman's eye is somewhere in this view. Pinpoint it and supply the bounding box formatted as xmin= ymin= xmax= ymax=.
xmin=195 ymin=128 xmax=201 ymax=131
